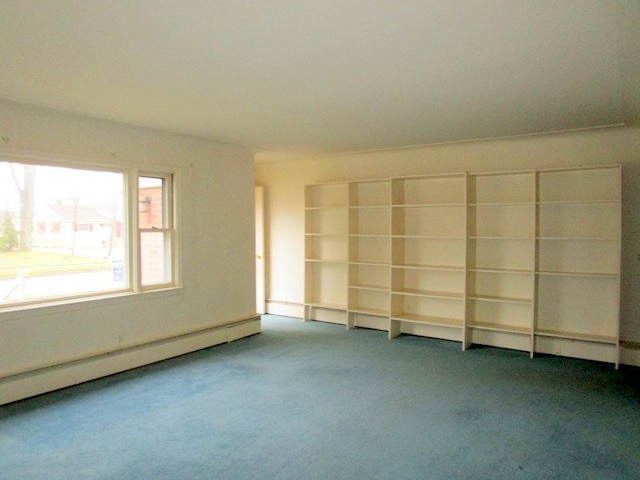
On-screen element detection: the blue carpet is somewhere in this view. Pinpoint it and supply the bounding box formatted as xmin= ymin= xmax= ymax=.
xmin=1 ymin=315 xmax=639 ymax=479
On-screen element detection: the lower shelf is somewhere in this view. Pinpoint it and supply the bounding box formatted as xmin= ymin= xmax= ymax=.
xmin=468 ymin=322 xmax=531 ymax=335
xmin=390 ymin=313 xmax=463 ymax=328
xmin=348 ymin=306 xmax=388 ymax=317
xmin=299 ymin=306 xmax=619 ymax=367
xmin=304 ymin=303 xmax=347 ymax=324
xmin=535 ymin=328 xmax=617 ymax=345
xmin=305 ymin=302 xmax=347 ymax=311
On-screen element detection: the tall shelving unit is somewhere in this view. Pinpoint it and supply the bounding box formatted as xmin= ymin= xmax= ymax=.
xmin=534 ymin=165 xmax=621 ymax=367
xmin=303 ymin=165 xmax=622 ymax=366
xmin=347 ymin=179 xmax=391 ymax=330
xmin=304 ymin=182 xmax=348 ymax=323
xmin=389 ymin=173 xmax=467 ymax=343
xmin=465 ymin=171 xmax=536 ymax=354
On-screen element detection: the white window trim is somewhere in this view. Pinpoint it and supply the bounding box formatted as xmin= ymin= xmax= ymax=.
xmin=0 ymin=152 xmax=182 ymax=312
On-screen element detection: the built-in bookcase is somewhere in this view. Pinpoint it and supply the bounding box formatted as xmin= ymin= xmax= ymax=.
xmin=304 ymin=182 xmax=348 ymax=322
xmin=389 ymin=173 xmax=467 ymax=341
xmin=535 ymin=165 xmax=621 ymax=366
xmin=347 ymin=179 xmax=391 ymax=329
xmin=303 ymin=165 xmax=622 ymax=366
xmin=465 ymin=171 xmax=536 ymax=354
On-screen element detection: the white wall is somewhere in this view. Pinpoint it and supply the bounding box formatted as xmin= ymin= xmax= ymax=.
xmin=256 ymin=126 xmax=640 ymax=362
xmin=0 ymin=99 xmax=258 ymax=403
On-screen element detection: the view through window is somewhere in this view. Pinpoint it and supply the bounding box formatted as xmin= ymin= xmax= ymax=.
xmin=139 ymin=174 xmax=173 ymax=287
xmin=0 ymin=161 xmax=177 ymax=307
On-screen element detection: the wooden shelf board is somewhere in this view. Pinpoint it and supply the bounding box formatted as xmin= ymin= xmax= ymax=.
xmin=469 ymin=202 xmax=534 ymax=207
xmin=349 ymin=233 xmax=390 ymax=238
xmin=392 ymin=288 xmax=464 ymax=299
xmin=535 ymin=329 xmax=617 ymax=345
xmin=469 ymin=294 xmax=533 ymax=304
xmin=469 ymin=267 xmax=533 ymax=275
xmin=392 ymin=263 xmax=465 ymax=271
xmin=305 ymin=302 xmax=348 ymax=311
xmin=349 ymin=205 xmax=390 ymax=209
xmin=469 ymin=236 xmax=534 ymax=240
xmin=536 ymin=270 xmax=618 ymax=279
xmin=349 ymin=284 xmax=389 ymax=292
xmin=537 ymin=200 xmax=619 ymax=205
xmin=305 ymin=205 xmax=348 ymax=210
xmin=348 ymin=307 xmax=388 ymax=317
xmin=470 ymin=169 xmax=536 ymax=177
xmin=348 ymin=261 xmax=389 ymax=267
xmin=391 ymin=203 xmax=465 ymax=208
xmin=390 ymin=313 xmax=463 ymax=328
xmin=305 ymin=258 xmax=348 ymax=264
xmin=469 ymin=322 xmax=531 ymax=334
xmin=392 ymin=234 xmax=465 ymax=239
xmin=537 ymin=236 xmax=619 ymax=241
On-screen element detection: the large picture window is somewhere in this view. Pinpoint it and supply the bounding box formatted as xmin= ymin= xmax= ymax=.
xmin=0 ymin=160 xmax=178 ymax=308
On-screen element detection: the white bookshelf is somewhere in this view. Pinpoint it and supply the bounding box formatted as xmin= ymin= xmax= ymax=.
xmin=465 ymin=171 xmax=536 ymax=353
xmin=304 ymin=182 xmax=349 ymax=322
xmin=389 ymin=173 xmax=467 ymax=341
xmin=534 ymin=165 xmax=621 ymax=367
xmin=303 ymin=165 xmax=622 ymax=366
xmin=347 ymin=179 xmax=391 ymax=329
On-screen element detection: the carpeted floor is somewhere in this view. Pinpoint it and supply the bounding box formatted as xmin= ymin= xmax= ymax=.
xmin=1 ymin=315 xmax=639 ymax=479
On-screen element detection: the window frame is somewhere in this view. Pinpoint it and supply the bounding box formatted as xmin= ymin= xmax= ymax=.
xmin=0 ymin=154 xmax=181 ymax=311
xmin=136 ymin=171 xmax=178 ymax=291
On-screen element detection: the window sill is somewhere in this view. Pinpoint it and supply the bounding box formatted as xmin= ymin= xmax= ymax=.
xmin=0 ymin=286 xmax=184 ymax=319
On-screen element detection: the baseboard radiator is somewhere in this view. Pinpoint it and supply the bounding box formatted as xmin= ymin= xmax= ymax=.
xmin=0 ymin=316 xmax=261 ymax=405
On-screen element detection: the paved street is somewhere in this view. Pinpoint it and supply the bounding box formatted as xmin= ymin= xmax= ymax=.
xmin=1 ymin=269 xmax=125 ymax=303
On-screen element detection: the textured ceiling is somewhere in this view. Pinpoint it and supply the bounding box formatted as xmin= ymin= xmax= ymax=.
xmin=1 ymin=1 xmax=638 ymax=161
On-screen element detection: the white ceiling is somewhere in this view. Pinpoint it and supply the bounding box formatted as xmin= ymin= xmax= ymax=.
xmin=1 ymin=1 xmax=639 ymax=161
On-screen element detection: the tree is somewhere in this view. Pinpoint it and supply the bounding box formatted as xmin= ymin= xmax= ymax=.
xmin=0 ymin=211 xmax=18 ymax=252
xmin=10 ymin=163 xmax=36 ymax=251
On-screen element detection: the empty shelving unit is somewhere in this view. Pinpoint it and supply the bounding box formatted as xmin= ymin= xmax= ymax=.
xmin=303 ymin=164 xmax=621 ymax=367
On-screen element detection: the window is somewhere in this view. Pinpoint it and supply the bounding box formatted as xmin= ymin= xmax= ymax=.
xmin=0 ymin=160 xmax=179 ymax=307
xmin=139 ymin=174 xmax=174 ymax=287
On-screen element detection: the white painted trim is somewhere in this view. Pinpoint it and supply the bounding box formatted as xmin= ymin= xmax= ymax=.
xmin=0 ymin=316 xmax=260 ymax=405
xmin=266 ymin=300 xmax=304 ymax=318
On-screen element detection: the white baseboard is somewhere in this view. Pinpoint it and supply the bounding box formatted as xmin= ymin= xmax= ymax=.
xmin=0 ymin=316 xmax=261 ymax=405
xmin=264 ymin=302 xmax=640 ymax=370
xmin=265 ymin=300 xmax=304 ymax=318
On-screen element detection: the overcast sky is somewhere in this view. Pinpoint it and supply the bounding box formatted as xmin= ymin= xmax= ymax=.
xmin=0 ymin=162 xmax=123 ymax=212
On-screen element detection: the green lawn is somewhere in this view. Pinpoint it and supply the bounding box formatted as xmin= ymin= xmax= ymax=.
xmin=0 ymin=251 xmax=111 ymax=278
